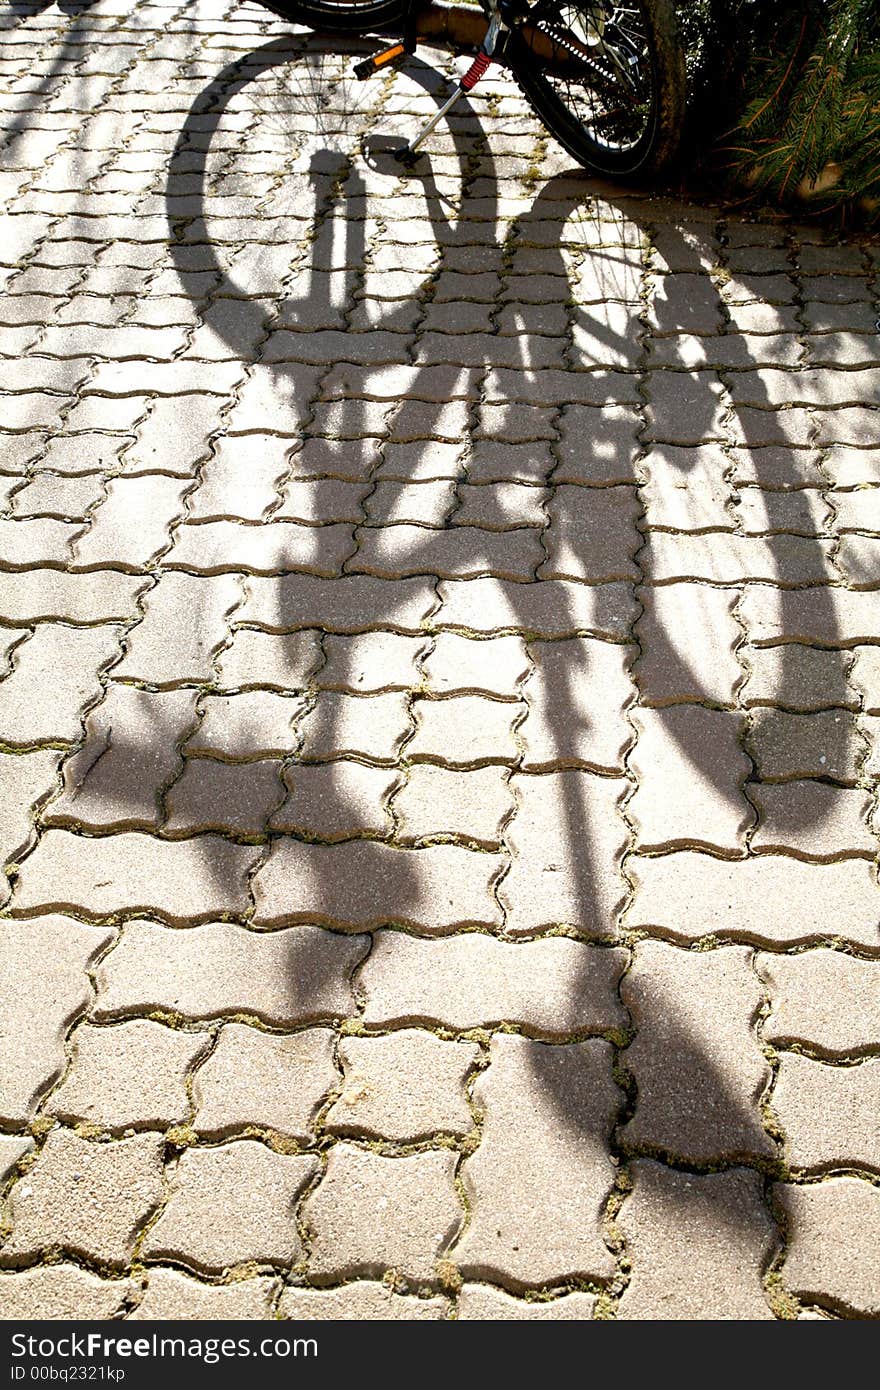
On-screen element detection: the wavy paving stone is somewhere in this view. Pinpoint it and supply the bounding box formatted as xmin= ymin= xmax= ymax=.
xmin=361 ymin=930 xmax=626 ymax=1038
xmin=185 ymin=691 xmax=308 ymax=760
xmin=741 ymin=644 xmax=855 ymax=711
xmin=215 ymin=628 xmax=322 ymax=691
xmin=302 ymin=1144 xmax=461 ymax=1284
xmin=131 ymin=1270 xmax=279 ymax=1320
xmin=0 ymin=570 xmax=148 ymax=625
xmin=772 ymin=1054 xmax=880 ymax=1173
xmin=46 ymin=1020 xmax=207 ymax=1131
xmin=46 ymin=686 xmax=199 ymax=831
xmin=617 ymin=1162 xmax=775 ymax=1319
xmin=113 ymin=572 xmax=243 ymax=685
xmin=0 ymin=748 xmax=61 ymax=870
xmin=192 ymin=1025 xmax=336 ymax=1143
xmin=775 ymin=1178 xmax=880 ymax=1316
xmin=350 ymin=523 xmax=544 ymax=582
xmin=628 ymin=707 xmax=752 ymax=853
xmin=621 ymin=941 xmax=773 ymax=1163
xmin=164 ymin=757 xmax=283 ymax=836
xmin=502 ymin=770 xmax=628 ymax=937
xmin=0 ymin=916 xmax=114 ymax=1125
xmin=408 ymin=694 xmax=520 ymax=768
xmin=541 ymin=485 xmax=641 ymax=583
xmin=750 ymin=781 xmax=874 ymax=860
xmin=326 ymin=1030 xmax=479 ymax=1142
xmin=71 ymin=474 xmax=191 ymax=570
xmin=627 ymin=851 xmax=880 ymax=948
xmin=0 ymin=1266 xmax=133 ymax=1320
xmin=94 ymin=920 xmax=364 ymax=1027
xmin=239 ymin=574 xmax=437 ymax=634
xmin=393 ymin=765 xmax=513 ymax=847
xmin=519 ymin=637 xmax=634 ymax=773
xmin=422 ymin=633 xmax=530 ymax=697
xmin=185 ymin=445 xmax=291 ymax=523
xmin=298 ymin=691 xmax=412 ymax=764
xmin=166 ymin=519 xmax=355 ymax=577
xmin=632 ymin=582 xmax=742 ymax=707
xmin=3 ymin=1129 xmax=164 ymax=1269
xmin=252 ymin=839 xmax=504 ymax=932
xmin=757 ymin=949 xmax=880 ymax=1056
xmin=747 ymin=708 xmax=864 ymax=783
xmin=641 ymin=532 xmax=834 ymax=586
xmin=143 ymin=1141 xmax=317 ymax=1274
xmin=456 ymin=1286 xmax=597 ymax=1319
xmin=270 ymin=761 xmax=398 ymax=840
xmin=436 ymin=577 xmax=638 ymax=640
xmin=278 ymin=1284 xmax=448 ymax=1319
xmin=455 ymin=1035 xmax=618 ymax=1287
xmin=0 ymin=1136 xmax=33 ymax=1185
xmin=0 ymin=623 xmax=123 ymax=746
xmin=12 ymin=830 xmax=261 ymax=923
xmin=741 ymin=584 xmax=880 ymax=647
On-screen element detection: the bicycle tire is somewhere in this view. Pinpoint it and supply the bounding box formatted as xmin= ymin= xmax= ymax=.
xmin=256 ymin=0 xmax=408 ymax=35
xmin=506 ymin=0 xmax=685 ymax=177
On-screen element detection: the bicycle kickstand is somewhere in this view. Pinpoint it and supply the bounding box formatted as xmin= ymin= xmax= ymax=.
xmin=394 ymin=10 xmax=504 ymax=165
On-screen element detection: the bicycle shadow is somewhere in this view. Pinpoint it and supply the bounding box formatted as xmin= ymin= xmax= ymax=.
xmin=6 ymin=23 xmax=860 ymax=1308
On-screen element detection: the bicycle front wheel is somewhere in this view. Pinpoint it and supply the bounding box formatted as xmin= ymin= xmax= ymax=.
xmin=506 ymin=0 xmax=685 ymax=178
xmin=257 ymin=0 xmax=408 ymax=35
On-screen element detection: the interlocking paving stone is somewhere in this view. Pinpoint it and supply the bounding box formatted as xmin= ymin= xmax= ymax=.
xmin=628 ymin=707 xmax=752 ymax=853
xmin=729 ymin=446 xmax=825 ymax=490
xmin=772 ymin=1055 xmax=880 ymax=1172
xmin=11 ymin=472 xmax=105 ymax=519
xmin=741 ymin=584 xmax=880 ymax=647
xmin=326 ymin=1030 xmax=480 ymax=1142
xmin=302 ymin=1144 xmax=461 ymax=1284
xmin=46 ymin=1020 xmax=207 ymax=1131
xmin=0 ymin=570 xmax=148 ymax=624
xmin=735 ymin=487 xmax=831 ymax=537
xmin=360 ymin=931 xmax=626 ymax=1036
xmin=520 ymin=638 xmax=634 ymax=772
xmin=455 ymin=1035 xmax=618 ymax=1287
xmin=422 ymin=633 xmax=530 ymax=697
xmin=502 ymin=771 xmax=628 ymax=937
xmin=0 ymin=518 xmax=94 ymax=568
xmin=640 ymin=444 xmax=733 ymax=533
xmin=46 ymin=686 xmax=199 ymax=831
xmin=239 ymin=574 xmax=437 ymax=634
xmin=298 ymin=691 xmax=412 ymax=764
xmin=750 ymin=781 xmax=874 ymax=860
xmin=642 ymin=532 xmax=834 ymax=586
xmin=278 ymin=1283 xmax=449 ymax=1320
xmin=12 ymin=829 xmax=261 ymax=923
xmin=627 ymin=851 xmax=880 ymax=947
xmin=71 ymin=474 xmax=190 ymax=570
xmin=131 ymin=1270 xmax=279 ymax=1320
xmin=620 ymin=941 xmax=774 ymax=1162
xmin=252 ymin=838 xmax=504 ymax=932
xmin=0 ymin=1266 xmax=132 ymax=1320
xmin=113 ymin=573 xmax=243 ymax=685
xmin=164 ymin=757 xmax=284 ymax=836
xmin=0 ymin=748 xmax=61 ymax=868
xmin=193 ymin=1025 xmax=337 ymax=1142
xmin=215 ymin=629 xmax=322 ymax=691
xmin=143 ymin=1141 xmax=317 ymax=1274
xmin=185 ymin=691 xmax=308 ymax=760
xmin=632 ymin=583 xmax=742 ymax=707
xmin=775 ymin=1178 xmax=880 ymax=1316
xmin=741 ymin=644 xmax=854 ymax=711
xmin=436 ymin=577 xmax=638 ymax=640
xmin=408 ymin=694 xmax=520 ymax=767
xmin=617 ymin=1161 xmax=775 ymax=1319
xmin=0 ymin=917 xmax=114 ymax=1125
xmin=541 ymin=485 xmax=641 ymax=583
xmin=270 ymin=761 xmax=399 ymax=840
xmin=0 ymin=1136 xmax=33 ymax=1185
xmin=643 ymin=371 xmax=729 ymax=444
xmin=94 ymin=921 xmax=365 ymax=1027
xmin=0 ymin=624 xmax=123 ymax=746
xmin=350 ymin=523 xmax=544 ymax=582
xmin=758 ymin=949 xmax=880 ymax=1055
xmin=393 ymin=765 xmax=513 ymax=847
xmin=457 ymin=1285 xmax=597 ymax=1319
xmin=166 ymin=519 xmax=355 ymax=577
xmin=747 ymin=708 xmax=864 ymax=783
xmin=3 ymin=1129 xmax=164 ymax=1269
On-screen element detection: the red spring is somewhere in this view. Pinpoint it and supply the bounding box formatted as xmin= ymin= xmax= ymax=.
xmin=460 ymin=50 xmax=493 ymax=91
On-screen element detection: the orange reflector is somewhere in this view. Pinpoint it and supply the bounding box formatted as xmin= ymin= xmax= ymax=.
xmin=373 ymin=43 xmax=406 ymax=67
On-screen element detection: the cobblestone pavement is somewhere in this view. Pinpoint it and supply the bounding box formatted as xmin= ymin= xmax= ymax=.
xmin=1 ymin=0 xmax=879 ymax=1323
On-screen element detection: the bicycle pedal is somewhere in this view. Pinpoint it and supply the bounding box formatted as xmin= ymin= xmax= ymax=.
xmin=353 ymin=43 xmax=408 ymax=80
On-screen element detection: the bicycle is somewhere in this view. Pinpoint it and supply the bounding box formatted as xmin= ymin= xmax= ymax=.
xmin=256 ymin=0 xmax=687 ymax=179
